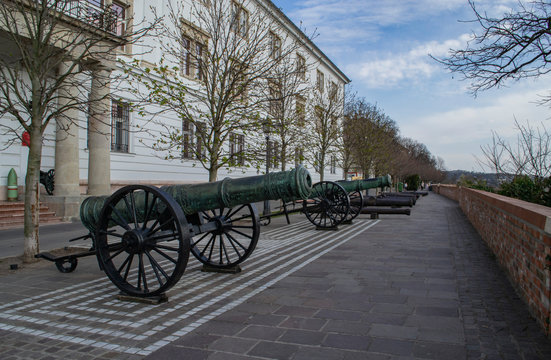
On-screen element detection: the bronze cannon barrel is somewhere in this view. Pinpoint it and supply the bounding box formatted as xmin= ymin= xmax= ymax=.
xmin=80 ymin=166 xmax=313 ymax=233
xmin=337 ymin=175 xmax=392 ymax=194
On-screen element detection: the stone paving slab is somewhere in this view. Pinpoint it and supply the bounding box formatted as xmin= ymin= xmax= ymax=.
xmin=0 ymin=193 xmax=550 ymax=359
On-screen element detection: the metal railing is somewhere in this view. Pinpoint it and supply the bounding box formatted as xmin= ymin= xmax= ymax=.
xmin=53 ymin=1 xmax=123 ymax=36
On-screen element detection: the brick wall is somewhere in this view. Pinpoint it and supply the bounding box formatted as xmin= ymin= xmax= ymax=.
xmin=434 ymin=184 xmax=551 ymax=337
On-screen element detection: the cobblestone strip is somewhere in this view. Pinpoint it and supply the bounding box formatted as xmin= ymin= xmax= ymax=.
xmin=0 ymin=219 xmax=378 ymax=358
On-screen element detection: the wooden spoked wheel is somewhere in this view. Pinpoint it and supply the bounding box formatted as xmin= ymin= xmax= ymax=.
xmin=96 ymin=185 xmax=190 ymax=297
xmin=191 ymin=203 xmax=260 ymax=269
xmin=345 ymin=190 xmax=363 ymax=222
xmin=303 ymin=181 xmax=350 ymax=228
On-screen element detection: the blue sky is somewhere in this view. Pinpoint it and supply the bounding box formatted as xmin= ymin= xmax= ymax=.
xmin=271 ymin=0 xmax=551 ymax=171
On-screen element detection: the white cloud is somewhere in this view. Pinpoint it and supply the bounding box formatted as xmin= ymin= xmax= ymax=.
xmin=400 ymin=85 xmax=551 ymax=170
xmin=285 ymin=0 xmax=470 ymax=45
xmin=348 ymin=35 xmax=471 ymax=89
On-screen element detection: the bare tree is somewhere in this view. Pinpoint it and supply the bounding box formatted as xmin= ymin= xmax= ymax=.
xmin=306 ymin=77 xmax=344 ymax=181
xmin=0 ymin=0 xmax=153 ymax=262
xmin=477 ymin=119 xmax=551 ymax=182
xmin=435 ymin=0 xmax=551 ymax=98
xmin=124 ymin=0 xmax=303 ymax=181
xmin=338 ymin=89 xmax=360 ymax=179
xmin=261 ymin=49 xmax=312 ymax=171
xmin=343 ymin=96 xmax=397 ymax=178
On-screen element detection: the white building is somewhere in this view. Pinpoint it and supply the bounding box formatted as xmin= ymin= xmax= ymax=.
xmin=0 ymin=0 xmax=350 ymax=218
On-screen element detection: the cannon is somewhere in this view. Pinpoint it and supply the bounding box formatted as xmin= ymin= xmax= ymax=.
xmin=336 ymin=175 xmax=392 ymax=222
xmin=40 ymin=169 xmax=55 ymax=195
xmin=360 ymin=207 xmax=411 ymax=218
xmin=357 ymin=195 xmax=414 ymax=207
xmin=380 ymin=192 xmax=418 ymax=204
xmin=260 ymin=180 xmax=351 ymax=229
xmin=40 ymin=166 xmax=313 ymax=298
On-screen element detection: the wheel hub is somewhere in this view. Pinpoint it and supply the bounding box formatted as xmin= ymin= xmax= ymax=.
xmin=212 ymin=216 xmax=231 ymax=235
xmin=320 ymin=199 xmax=330 ymax=211
xmin=122 ymin=229 xmax=147 ymax=254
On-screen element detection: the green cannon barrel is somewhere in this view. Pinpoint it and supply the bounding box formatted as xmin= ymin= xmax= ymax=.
xmin=337 ymin=175 xmax=392 ymax=193
xmin=80 ymin=166 xmax=312 ymax=233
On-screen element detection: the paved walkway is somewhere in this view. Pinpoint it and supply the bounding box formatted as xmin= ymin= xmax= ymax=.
xmin=0 ymin=193 xmax=550 ymax=359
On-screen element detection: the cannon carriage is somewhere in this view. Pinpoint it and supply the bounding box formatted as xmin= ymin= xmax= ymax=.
xmin=335 ymin=175 xmax=392 ymax=222
xmin=37 ymin=166 xmax=371 ymax=298
xmin=267 ymin=180 xmax=351 ymax=229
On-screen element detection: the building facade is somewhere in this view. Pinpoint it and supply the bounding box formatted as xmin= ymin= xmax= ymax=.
xmin=0 ymin=0 xmax=350 ymax=218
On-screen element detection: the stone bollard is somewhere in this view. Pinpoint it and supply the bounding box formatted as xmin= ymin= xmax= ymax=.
xmin=7 ymin=168 xmax=18 ymax=201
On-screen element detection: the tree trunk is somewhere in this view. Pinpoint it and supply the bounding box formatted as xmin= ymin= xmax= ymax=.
xmin=208 ymin=167 xmax=218 ymax=182
xmin=319 ymin=153 xmax=325 ymax=182
xmin=23 ymin=126 xmax=43 ymax=263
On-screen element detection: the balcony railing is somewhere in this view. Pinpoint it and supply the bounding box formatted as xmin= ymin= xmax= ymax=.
xmin=54 ymin=1 xmax=124 ymax=36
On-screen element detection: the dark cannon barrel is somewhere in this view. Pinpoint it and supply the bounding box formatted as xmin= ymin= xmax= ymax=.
xmin=384 ymin=191 xmax=418 ymax=197
xmin=360 ymin=207 xmax=411 ymax=215
xmin=361 ymin=196 xmax=413 ymax=207
xmin=80 ymin=166 xmax=313 ymax=233
xmin=382 ymin=192 xmax=419 ymax=201
xmin=337 ymin=175 xmax=392 ymax=193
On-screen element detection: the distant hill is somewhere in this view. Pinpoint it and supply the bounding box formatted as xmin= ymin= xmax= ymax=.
xmin=443 ymin=170 xmax=500 ymax=188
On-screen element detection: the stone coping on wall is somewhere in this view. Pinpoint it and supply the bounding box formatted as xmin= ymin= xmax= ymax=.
xmin=465 ymin=187 xmax=551 ymax=235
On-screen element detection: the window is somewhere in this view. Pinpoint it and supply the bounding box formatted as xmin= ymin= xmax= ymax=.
xmin=316 ymin=70 xmax=324 ymax=93
xmin=182 ymin=119 xmax=193 ymax=159
xmin=180 ymin=21 xmax=208 ymax=81
xmin=330 ymin=81 xmax=338 ymax=100
xmin=269 ymin=80 xmax=282 ymax=118
xmin=239 ymin=6 xmax=249 ymax=38
xmin=229 ymin=133 xmax=245 ymax=166
xmin=270 ymin=32 xmax=282 ymax=59
xmin=111 ymin=1 xmax=126 ymax=37
xmin=330 ymin=155 xmax=337 ymax=174
xmin=195 ymin=42 xmax=204 ymax=80
xmin=182 ymin=37 xmax=191 ymax=76
xmin=296 ymin=54 xmax=306 ymax=80
xmin=231 ymin=2 xmax=249 ymax=37
xmin=315 ymin=105 xmax=324 ymax=128
xmin=295 ymin=95 xmax=305 ymax=127
xmin=111 ymin=101 xmax=129 ymax=153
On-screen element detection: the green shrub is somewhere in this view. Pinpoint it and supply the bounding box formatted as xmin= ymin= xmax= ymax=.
xmin=457 ymin=176 xmax=494 ymax=192
xmin=498 ymin=175 xmax=551 ymax=207
xmin=404 ymin=174 xmax=421 ymax=190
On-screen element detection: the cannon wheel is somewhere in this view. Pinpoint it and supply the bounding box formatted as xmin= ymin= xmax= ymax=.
xmin=303 ymin=181 xmax=350 ymax=229
xmin=96 ymin=185 xmax=190 ymax=297
xmin=192 ymin=204 xmax=260 ymax=269
xmin=345 ymin=190 xmax=363 ymax=223
xmin=45 ymin=169 xmax=54 ymax=195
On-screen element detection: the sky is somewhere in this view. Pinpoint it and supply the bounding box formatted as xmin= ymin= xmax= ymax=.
xmin=271 ymin=0 xmax=551 ymax=171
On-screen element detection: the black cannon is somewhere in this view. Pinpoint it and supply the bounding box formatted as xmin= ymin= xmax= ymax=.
xmin=336 ymin=175 xmax=392 ymax=222
xmin=360 ymin=207 xmax=411 ymax=218
xmin=40 ymin=169 xmax=55 ymax=195
xmin=380 ymin=192 xmax=418 ymax=205
xmin=359 ymin=196 xmax=414 ymax=207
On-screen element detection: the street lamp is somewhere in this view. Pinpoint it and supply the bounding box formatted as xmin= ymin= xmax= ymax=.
xmin=263 ymin=117 xmax=271 ymax=217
